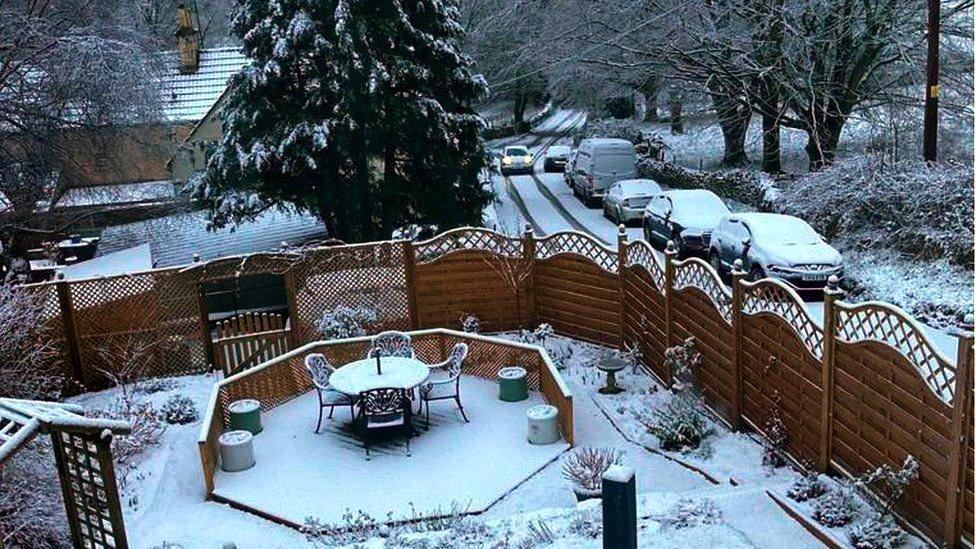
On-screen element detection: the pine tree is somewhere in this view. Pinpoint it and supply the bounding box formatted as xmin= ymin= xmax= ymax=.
xmin=193 ymin=0 xmax=492 ymax=241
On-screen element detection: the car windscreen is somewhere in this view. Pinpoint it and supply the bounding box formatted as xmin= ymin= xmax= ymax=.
xmin=672 ymin=195 xmax=729 ymax=227
xmin=750 ymin=219 xmax=820 ymax=245
xmin=505 ymin=147 xmax=529 ymax=156
xmin=548 ymin=146 xmax=570 ymax=156
xmin=592 ymin=151 xmax=635 ymax=174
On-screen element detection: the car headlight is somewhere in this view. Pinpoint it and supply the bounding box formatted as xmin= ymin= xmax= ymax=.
xmin=502 ymin=157 xmax=512 ymax=165
xmin=523 ymin=156 xmax=532 ymax=163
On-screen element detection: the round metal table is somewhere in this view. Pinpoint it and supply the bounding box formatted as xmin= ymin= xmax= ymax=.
xmin=329 ymin=356 xmax=430 ymax=395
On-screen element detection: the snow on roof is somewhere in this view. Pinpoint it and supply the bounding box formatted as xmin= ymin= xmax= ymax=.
xmin=159 ymin=47 xmax=249 ymax=123
xmin=96 ymin=209 xmax=328 ymax=268
xmin=616 ymin=179 xmax=661 ymax=194
xmin=62 ymin=244 xmax=153 ymax=280
xmin=53 ymin=180 xmax=177 ymax=209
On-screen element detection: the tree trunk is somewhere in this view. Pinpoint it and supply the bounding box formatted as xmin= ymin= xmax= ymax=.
xmin=804 ymin=116 xmax=844 ymax=171
xmin=669 ymin=98 xmax=683 ymax=134
xmin=710 ymin=92 xmax=750 ymax=167
xmin=513 ymin=91 xmax=526 ymax=125
xmin=761 ymin=109 xmax=782 ymax=174
xmin=641 ymin=77 xmax=659 ymax=122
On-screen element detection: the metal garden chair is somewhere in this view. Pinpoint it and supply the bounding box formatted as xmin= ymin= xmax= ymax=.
xmin=304 ymin=353 xmax=357 ymax=432
xmin=419 ymin=342 xmax=469 ymax=429
xmin=366 ymin=331 xmax=416 ymax=359
xmin=357 ymin=387 xmax=412 ymax=459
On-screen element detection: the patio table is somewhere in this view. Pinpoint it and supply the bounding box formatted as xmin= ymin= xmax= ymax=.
xmin=329 ymin=356 xmax=431 ymax=396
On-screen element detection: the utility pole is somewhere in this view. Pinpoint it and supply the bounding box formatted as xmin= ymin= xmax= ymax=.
xmin=922 ymin=0 xmax=940 ymax=162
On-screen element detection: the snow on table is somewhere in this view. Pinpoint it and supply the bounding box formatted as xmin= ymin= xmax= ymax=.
xmin=211 ymin=375 xmax=569 ymax=526
xmin=329 ymin=357 xmax=430 ymax=395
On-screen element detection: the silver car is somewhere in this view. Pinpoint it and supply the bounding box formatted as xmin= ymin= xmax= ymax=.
xmin=708 ymin=213 xmax=844 ymax=289
xmin=602 ymin=179 xmax=662 ymax=225
xmin=544 ymin=145 xmax=572 ymax=172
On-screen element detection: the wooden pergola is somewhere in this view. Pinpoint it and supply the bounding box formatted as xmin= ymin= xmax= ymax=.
xmin=0 ymin=398 xmax=131 ymax=549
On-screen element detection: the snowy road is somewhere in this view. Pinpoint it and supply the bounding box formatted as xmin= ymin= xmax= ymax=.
xmin=486 ymin=110 xmax=961 ymax=360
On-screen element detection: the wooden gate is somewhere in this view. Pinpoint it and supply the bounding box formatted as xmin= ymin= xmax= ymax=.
xmin=213 ymin=312 xmax=291 ymax=376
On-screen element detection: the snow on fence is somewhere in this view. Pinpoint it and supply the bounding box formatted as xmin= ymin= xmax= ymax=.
xmin=196 ymin=329 xmax=573 ymax=495
xmin=22 ymin=226 xmax=973 ymax=547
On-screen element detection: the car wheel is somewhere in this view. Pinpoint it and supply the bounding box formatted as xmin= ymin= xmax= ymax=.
xmin=602 ymin=204 xmax=611 ymax=220
xmin=615 ymin=207 xmax=624 ymax=225
xmin=749 ymin=265 xmax=766 ymax=281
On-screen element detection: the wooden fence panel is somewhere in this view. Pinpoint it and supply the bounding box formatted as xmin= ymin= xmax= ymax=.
xmin=414 ymin=250 xmax=531 ymax=332
xmin=964 ymin=406 xmax=974 ymax=544
xmin=670 ymin=258 xmax=734 ymax=422
xmin=832 ymin=339 xmax=953 ymax=543
xmin=741 ymin=313 xmax=823 ymax=465
xmin=214 ymin=312 xmax=290 ymax=376
xmin=535 ymin=254 xmax=620 ymax=346
xmin=622 ymin=241 xmax=667 ymax=380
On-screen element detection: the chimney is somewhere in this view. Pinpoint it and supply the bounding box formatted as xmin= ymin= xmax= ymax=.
xmin=175 ymin=4 xmax=200 ymax=74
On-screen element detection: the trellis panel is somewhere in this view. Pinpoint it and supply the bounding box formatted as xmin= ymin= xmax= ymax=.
xmin=52 ymin=430 xmax=128 ymax=549
xmin=288 ymin=242 xmax=410 ymax=344
xmin=832 ymin=339 xmax=954 ymax=543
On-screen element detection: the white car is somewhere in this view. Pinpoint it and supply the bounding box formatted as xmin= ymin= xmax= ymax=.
xmin=708 ymin=213 xmax=844 ymax=289
xmin=500 ymin=145 xmax=534 ymax=176
xmin=602 ymin=179 xmax=662 ymax=225
xmin=642 ymin=189 xmax=730 ymax=254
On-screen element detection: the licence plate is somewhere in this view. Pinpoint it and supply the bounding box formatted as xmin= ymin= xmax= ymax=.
xmin=803 ymin=273 xmax=828 ymax=281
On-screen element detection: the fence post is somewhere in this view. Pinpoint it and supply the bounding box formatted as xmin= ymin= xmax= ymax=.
xmin=283 ymin=270 xmax=301 ymax=349
xmin=730 ymin=259 xmax=745 ymax=431
xmin=55 ymin=274 xmax=84 ymax=387
xmin=818 ymin=275 xmax=843 ymax=472
xmin=944 ymin=325 xmax=973 ymax=547
xmin=192 ymin=254 xmax=216 ymax=372
xmin=522 ymin=225 xmax=538 ymax=328
xmin=617 ymin=224 xmax=628 ymax=350
xmin=663 ymin=240 xmax=678 ymax=355
xmin=602 ymin=465 xmax=637 ymax=549
xmin=402 ymin=239 xmax=420 ymax=330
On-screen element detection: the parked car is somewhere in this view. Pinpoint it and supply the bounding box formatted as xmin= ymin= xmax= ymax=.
xmin=500 ymin=145 xmax=534 ymax=176
xmin=602 ymin=179 xmax=662 ymax=225
xmin=543 ymin=145 xmax=572 ymax=172
xmin=568 ymin=138 xmax=637 ymax=207
xmin=643 ymin=189 xmax=730 ymax=254
xmin=708 ymin=213 xmax=844 ymax=289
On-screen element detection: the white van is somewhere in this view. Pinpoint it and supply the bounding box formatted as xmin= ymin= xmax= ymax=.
xmin=568 ymin=138 xmax=637 ymax=206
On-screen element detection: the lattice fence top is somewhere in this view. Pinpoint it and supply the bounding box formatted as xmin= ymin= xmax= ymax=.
xmin=625 ymin=240 xmax=665 ymax=291
xmin=414 ymin=227 xmax=522 ymax=264
xmin=741 ymin=279 xmax=824 ymax=360
xmin=835 ymin=301 xmax=956 ymax=404
xmin=671 ymin=257 xmax=732 ymax=323
xmin=534 ymin=231 xmax=617 ymax=273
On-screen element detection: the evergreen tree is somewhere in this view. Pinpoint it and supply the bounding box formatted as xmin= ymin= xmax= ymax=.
xmin=193 ymin=0 xmax=492 ymax=241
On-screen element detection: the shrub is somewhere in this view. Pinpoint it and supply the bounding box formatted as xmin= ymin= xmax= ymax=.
xmin=459 ymin=313 xmax=481 ymax=334
xmin=518 ymin=323 xmax=554 ymax=346
xmin=664 ymin=338 xmax=701 ymax=395
xmin=787 ymin=470 xmax=827 ymax=502
xmin=654 ymin=498 xmax=722 ymax=530
xmin=812 ymin=485 xmax=859 ymax=527
xmin=317 ymin=304 xmax=378 ymax=340
xmin=561 ymin=447 xmax=623 ymax=494
xmin=762 ymin=391 xmax=788 ymax=469
xmin=0 ymin=440 xmax=71 ymax=548
xmin=849 ymin=513 xmax=906 ymax=549
xmin=159 ymin=394 xmax=199 ymax=425
xmin=855 ymin=455 xmax=919 ymax=518
xmin=134 ymin=378 xmax=177 ymax=395
xmin=635 ymin=394 xmax=714 ymax=452
xmin=0 ymin=284 xmax=64 ymax=400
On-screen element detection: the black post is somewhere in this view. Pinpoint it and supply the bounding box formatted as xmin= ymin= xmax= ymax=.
xmin=923 ymin=0 xmax=940 ymax=162
xmin=602 ymin=465 xmax=637 ymax=549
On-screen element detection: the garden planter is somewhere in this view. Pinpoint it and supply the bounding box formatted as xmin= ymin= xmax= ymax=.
xmin=572 ymin=487 xmax=602 ymax=502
